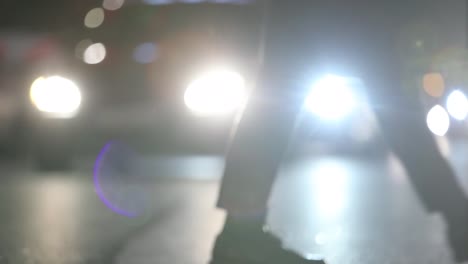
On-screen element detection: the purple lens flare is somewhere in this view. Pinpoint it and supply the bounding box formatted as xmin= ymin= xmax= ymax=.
xmin=93 ymin=141 xmax=150 ymax=218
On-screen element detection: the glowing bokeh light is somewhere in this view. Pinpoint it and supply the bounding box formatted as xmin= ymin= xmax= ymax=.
xmin=84 ymin=8 xmax=105 ymax=28
xmin=83 ymin=43 xmax=107 ymax=64
xmin=446 ymin=90 xmax=468 ymax=121
xmin=305 ymin=75 xmax=357 ymax=121
xmin=30 ymin=76 xmax=82 ymax=118
xmin=133 ymin=43 xmax=158 ymax=64
xmin=423 ymin=73 xmax=445 ymax=98
xmin=426 ymin=105 xmax=450 ymax=136
xmin=75 ymin=39 xmax=93 ymax=59
xmin=103 ymin=0 xmax=125 ymax=10
xmin=94 ymin=143 xmax=136 ymax=218
xmin=184 ymin=70 xmax=247 ymax=116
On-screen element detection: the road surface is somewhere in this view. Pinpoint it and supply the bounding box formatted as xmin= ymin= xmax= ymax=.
xmin=0 ymin=138 xmax=466 ymax=263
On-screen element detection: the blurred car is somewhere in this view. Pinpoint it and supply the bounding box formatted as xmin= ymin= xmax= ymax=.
xmin=0 ymin=33 xmax=73 ymax=169
xmin=0 ymin=2 xmax=388 ymax=169
xmin=69 ymin=2 xmax=260 ymax=156
xmin=0 ymin=3 xmax=259 ymax=170
xmin=3 ymin=1 xmax=464 ymax=169
xmin=86 ymin=3 xmax=388 ymax=159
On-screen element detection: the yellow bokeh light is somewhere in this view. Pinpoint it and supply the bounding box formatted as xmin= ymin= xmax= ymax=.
xmin=184 ymin=70 xmax=247 ymax=116
xmin=30 ymin=77 xmax=48 ymax=107
xmin=423 ymin=73 xmax=445 ymax=98
xmin=30 ymin=76 xmax=82 ymax=118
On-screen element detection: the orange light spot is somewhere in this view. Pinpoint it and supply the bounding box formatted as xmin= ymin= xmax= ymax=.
xmin=423 ymin=73 xmax=445 ymax=98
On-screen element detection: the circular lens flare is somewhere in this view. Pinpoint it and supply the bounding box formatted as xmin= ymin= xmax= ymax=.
xmin=94 ymin=142 xmax=151 ymax=218
xmin=427 ymin=105 xmax=450 ymax=136
xmin=446 ymin=90 xmax=468 ymax=121
xmin=184 ymin=70 xmax=247 ymax=116
xmin=305 ymin=75 xmax=357 ymax=121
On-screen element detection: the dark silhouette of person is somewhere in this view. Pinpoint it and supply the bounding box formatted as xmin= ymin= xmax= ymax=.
xmin=211 ymin=1 xmax=468 ymax=263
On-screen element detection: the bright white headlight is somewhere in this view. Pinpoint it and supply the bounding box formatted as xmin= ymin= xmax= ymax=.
xmin=446 ymin=90 xmax=468 ymax=121
xmin=427 ymin=105 xmax=450 ymax=136
xmin=184 ymin=70 xmax=247 ymax=116
xmin=30 ymin=76 xmax=82 ymax=118
xmin=305 ymin=75 xmax=357 ymax=121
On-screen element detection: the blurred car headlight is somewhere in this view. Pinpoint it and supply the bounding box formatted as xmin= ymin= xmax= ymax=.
xmin=427 ymin=105 xmax=450 ymax=136
xmin=446 ymin=90 xmax=468 ymax=121
xmin=184 ymin=69 xmax=247 ymax=116
xmin=30 ymin=76 xmax=82 ymax=118
xmin=305 ymin=75 xmax=357 ymax=121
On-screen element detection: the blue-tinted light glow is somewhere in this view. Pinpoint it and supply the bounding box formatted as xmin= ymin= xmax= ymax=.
xmin=142 ymin=0 xmax=173 ymax=5
xmin=133 ymin=42 xmax=158 ymax=64
xmin=305 ymin=75 xmax=357 ymax=121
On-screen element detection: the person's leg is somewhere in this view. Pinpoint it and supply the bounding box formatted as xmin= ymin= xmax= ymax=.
xmin=363 ymin=63 xmax=468 ymax=262
xmin=212 ymin=1 xmax=354 ymax=262
xmin=212 ymin=71 xmax=325 ymax=263
xmin=216 ymin=76 xmax=302 ymax=217
xmin=211 ymin=0 xmax=326 ymax=262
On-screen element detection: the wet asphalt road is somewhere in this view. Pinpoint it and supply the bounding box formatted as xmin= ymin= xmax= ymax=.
xmin=0 ymin=138 xmax=467 ymax=264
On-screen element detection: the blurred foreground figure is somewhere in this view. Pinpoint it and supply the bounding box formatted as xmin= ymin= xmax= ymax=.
xmin=211 ymin=1 xmax=468 ymax=263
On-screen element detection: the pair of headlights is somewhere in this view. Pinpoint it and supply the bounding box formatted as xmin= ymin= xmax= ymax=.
xmin=28 ymin=71 xmax=249 ymax=119
xmin=185 ymin=70 xmax=468 ymax=138
xmin=184 ymin=71 xmax=359 ymax=121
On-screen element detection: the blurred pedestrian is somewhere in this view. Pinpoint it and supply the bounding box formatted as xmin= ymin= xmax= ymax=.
xmin=211 ymin=1 xmax=468 ymax=263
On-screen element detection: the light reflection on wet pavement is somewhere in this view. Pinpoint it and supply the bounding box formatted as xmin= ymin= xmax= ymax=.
xmin=269 ymin=155 xmax=451 ymax=263
xmin=0 ymin=140 xmax=467 ymax=263
xmin=117 ymin=148 xmax=464 ymax=264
